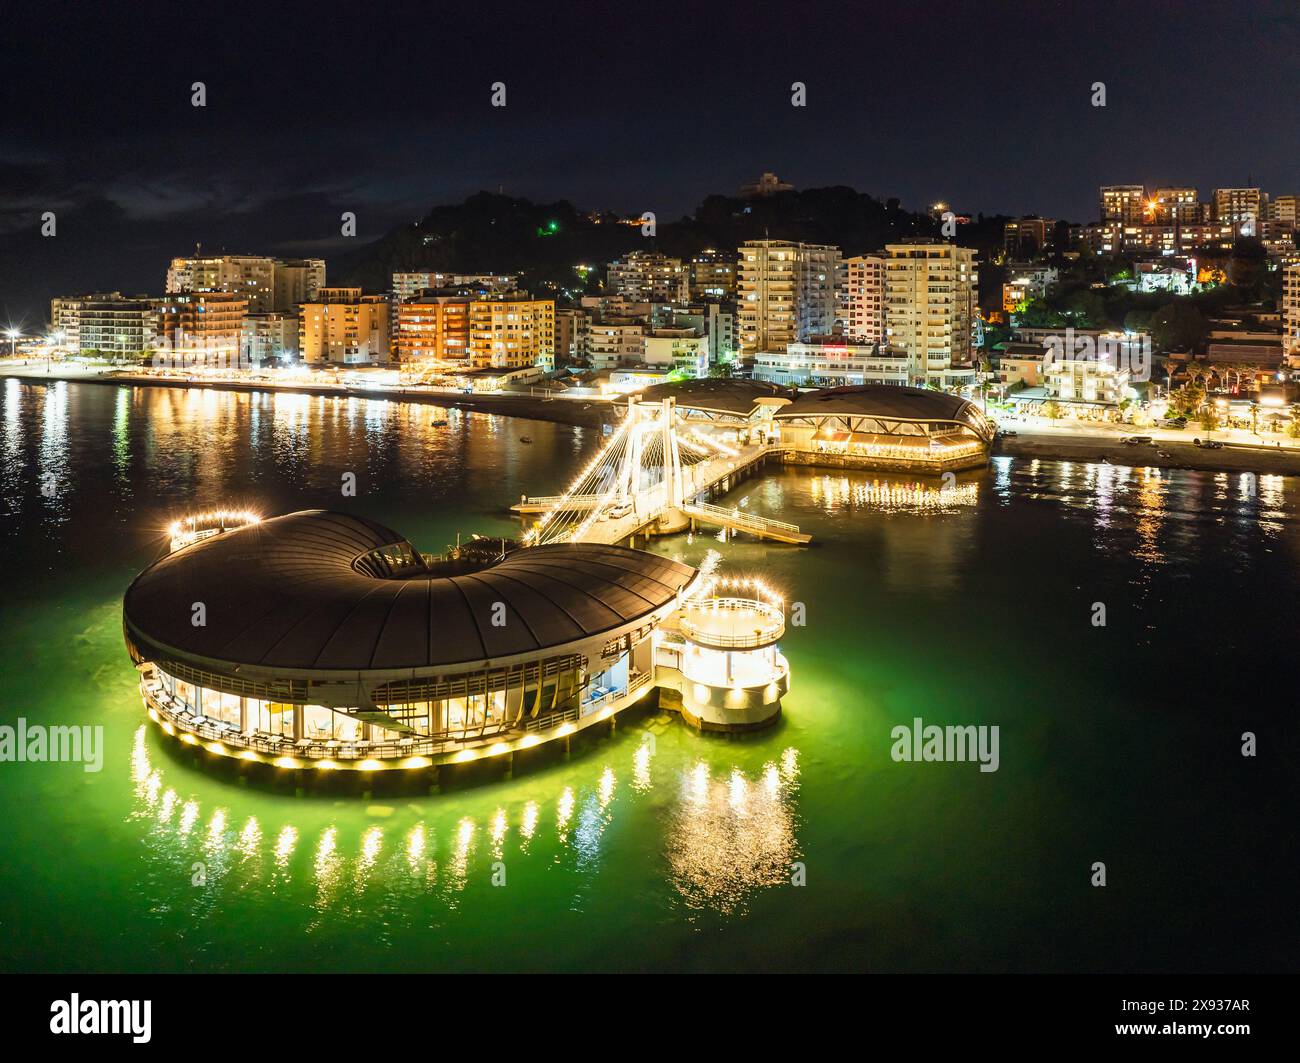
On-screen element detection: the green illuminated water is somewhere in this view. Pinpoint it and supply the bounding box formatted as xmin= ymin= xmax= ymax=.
xmin=0 ymin=379 xmax=1292 ymax=972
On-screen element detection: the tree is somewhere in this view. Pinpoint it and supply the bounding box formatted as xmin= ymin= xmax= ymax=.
xmin=1199 ymin=404 xmax=1221 ymax=432
xmin=1041 ymin=399 xmax=1063 ymax=419
xmin=1150 ymin=302 xmax=1207 ymax=353
xmin=1170 ymin=381 xmax=1206 ymax=418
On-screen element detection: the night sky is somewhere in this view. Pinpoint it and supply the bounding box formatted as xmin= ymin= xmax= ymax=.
xmin=2 ymin=0 xmax=1298 ymax=327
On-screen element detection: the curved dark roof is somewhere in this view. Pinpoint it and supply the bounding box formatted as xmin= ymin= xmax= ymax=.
xmin=637 ymin=378 xmax=794 ymax=416
xmin=124 ymin=511 xmax=695 ymax=673
xmin=776 ymin=384 xmax=982 ymax=424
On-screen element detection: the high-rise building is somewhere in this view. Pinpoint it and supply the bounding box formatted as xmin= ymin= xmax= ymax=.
xmin=1003 ymin=217 xmax=1054 ymax=256
xmin=883 ymin=239 xmax=978 ymax=388
xmin=688 ymin=250 xmax=737 ymax=300
xmin=605 ymin=251 xmax=689 ymax=303
xmin=298 ymin=288 xmax=390 ymax=365
xmin=155 ymin=292 xmax=248 ymax=360
xmin=840 ymin=255 xmax=887 ymax=344
xmin=737 ymin=239 xmax=840 ymax=354
xmin=1100 ymin=185 xmax=1146 ymax=225
xmin=1270 ymin=195 xmax=1299 ymax=225
xmin=273 ymin=259 xmax=326 ymax=310
xmin=165 ymin=254 xmax=325 ymax=312
xmin=554 ymin=308 xmax=590 ymax=367
xmin=1149 ymin=187 xmax=1199 ymax=225
xmin=1283 ymin=263 xmax=1300 ymax=353
xmin=1215 ymin=188 xmax=1266 ymax=235
xmin=467 ymin=296 xmax=555 ymax=370
xmin=392 ymin=296 xmax=471 ymax=363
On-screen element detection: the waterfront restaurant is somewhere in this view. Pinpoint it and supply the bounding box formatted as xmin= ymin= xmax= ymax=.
xmin=773 ymin=384 xmax=993 ymax=472
xmin=123 ymin=510 xmax=699 ymax=769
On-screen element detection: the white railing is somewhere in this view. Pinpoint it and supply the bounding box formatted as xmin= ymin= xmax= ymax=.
xmin=683 ymin=500 xmax=803 ymax=535
xmin=678 ymin=597 xmax=785 ymax=649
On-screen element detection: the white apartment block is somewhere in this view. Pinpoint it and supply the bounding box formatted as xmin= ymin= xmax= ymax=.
xmin=738 ymin=239 xmax=840 ymax=354
xmin=883 ymin=240 xmax=978 ymax=388
xmin=605 ymin=251 xmax=689 ymax=303
xmin=586 ymin=321 xmax=645 ymax=370
xmin=1044 ymin=359 xmax=1130 ymax=406
xmin=51 ymin=293 xmax=156 ymax=358
xmin=78 ymin=295 xmax=157 ymax=358
xmin=391 ymin=272 xmax=517 ymax=301
xmin=839 ymin=255 xmax=886 ymax=344
xmin=754 ymin=341 xmax=910 ymax=388
xmin=643 ymin=329 xmax=709 ymax=377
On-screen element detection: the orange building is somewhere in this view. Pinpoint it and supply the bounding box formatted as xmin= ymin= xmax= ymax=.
xmin=155 ymin=291 xmax=247 ymax=360
xmin=468 ymin=297 xmax=555 ymax=369
xmin=392 ymin=297 xmax=471 ymax=364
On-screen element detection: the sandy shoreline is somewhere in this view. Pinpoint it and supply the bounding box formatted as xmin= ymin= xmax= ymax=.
xmin=7 ymin=365 xmax=1300 ymax=476
xmin=996 ymin=435 xmax=1300 ymax=476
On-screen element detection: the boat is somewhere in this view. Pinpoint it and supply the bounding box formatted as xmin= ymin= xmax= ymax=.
xmin=519 ymin=436 xmax=533 ymax=444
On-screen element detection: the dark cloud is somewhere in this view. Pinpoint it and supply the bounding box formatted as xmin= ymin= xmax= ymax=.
xmin=2 ymin=0 xmax=1299 ymax=324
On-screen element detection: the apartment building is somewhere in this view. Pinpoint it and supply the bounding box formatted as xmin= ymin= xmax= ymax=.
xmin=1283 ymin=263 xmax=1300 ymax=353
xmin=754 ymin=339 xmax=910 ymax=388
xmin=839 ymin=255 xmax=886 ymax=344
xmin=1100 ymin=185 xmax=1147 ymax=225
xmin=1214 ymin=188 xmax=1266 ymax=234
xmin=392 ymin=297 xmax=471 ymax=363
xmin=298 ymin=288 xmax=390 ymax=365
xmin=1270 ymin=195 xmax=1299 ymax=225
xmin=883 ymin=239 xmax=978 ymax=388
xmin=688 ymin=250 xmax=737 ymax=300
xmin=1003 ymin=216 xmax=1054 ymax=255
xmin=606 ymin=251 xmax=689 ymax=303
xmin=165 ymin=254 xmax=324 ymax=313
xmin=737 ymin=239 xmax=840 ymax=354
xmin=155 ymin=291 xmax=248 ymax=359
xmin=467 ymin=296 xmax=555 ymax=370
xmin=241 ymin=313 xmax=299 ymax=365
xmin=391 ymin=272 xmax=517 ymax=302
xmin=643 ymin=328 xmax=709 ymax=377
xmin=586 ymin=320 xmax=645 ymax=370
xmin=1149 ymin=187 xmax=1200 ymax=224
xmin=54 ymin=293 xmax=158 ymax=359
xmin=273 ymin=259 xmax=326 ymax=310
xmin=554 ymin=308 xmax=590 ymax=367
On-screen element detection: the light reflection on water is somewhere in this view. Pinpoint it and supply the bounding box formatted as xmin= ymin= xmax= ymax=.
xmin=665 ymin=749 xmax=801 ymax=916
xmin=127 ymin=724 xmax=804 ymax=923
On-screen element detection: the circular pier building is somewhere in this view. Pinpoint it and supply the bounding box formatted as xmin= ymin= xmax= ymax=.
xmin=124 ymin=510 xmax=704 ymax=769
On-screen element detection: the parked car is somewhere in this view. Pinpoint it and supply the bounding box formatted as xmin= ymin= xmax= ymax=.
xmin=1167 ymin=418 xmax=1187 ymax=429
xmin=1193 ymin=438 xmax=1224 ymax=449
xmin=1122 ymin=435 xmax=1154 ymax=445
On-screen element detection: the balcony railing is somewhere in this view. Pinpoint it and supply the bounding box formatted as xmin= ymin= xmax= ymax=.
xmin=140 ymin=669 xmax=656 ymax=763
xmin=678 ymin=597 xmax=785 ymax=649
